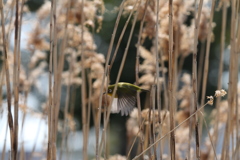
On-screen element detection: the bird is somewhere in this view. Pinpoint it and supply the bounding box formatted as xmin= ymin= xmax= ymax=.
xmin=107 ymin=82 xmax=149 ymax=116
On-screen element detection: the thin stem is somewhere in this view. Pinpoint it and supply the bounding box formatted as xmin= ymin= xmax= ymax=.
xmin=199 ymin=0 xmax=216 ymax=140
xmin=0 ymin=0 xmax=14 ymax=158
xmin=168 ymin=0 xmax=175 ymax=159
xmin=222 ymin=0 xmax=237 ymax=159
xmin=17 ymin=0 xmax=27 ymax=159
xmin=59 ymin=0 xmax=71 ymax=159
xmin=103 ymin=68 xmax=110 ymax=159
xmin=80 ymin=0 xmax=88 ymax=160
xmin=235 ymin=2 xmax=240 ymax=157
xmin=214 ymin=0 xmax=227 ymax=150
xmin=155 ymin=0 xmax=161 ymax=127
xmin=151 ymin=85 xmax=157 ymax=158
xmin=192 ymin=0 xmax=204 ymax=159
xmin=18 ymin=2 xmax=26 ymax=159
xmin=86 ymin=66 xmax=93 ymax=158
xmin=197 ymin=41 xmax=205 ymax=96
xmin=47 ymin=0 xmax=55 ymax=159
xmin=12 ymin=0 xmax=20 ymax=159
xmin=52 ymin=0 xmax=58 ymax=159
xmin=135 ymin=0 xmax=148 ymax=156
xmin=233 ymin=2 xmax=239 ymax=158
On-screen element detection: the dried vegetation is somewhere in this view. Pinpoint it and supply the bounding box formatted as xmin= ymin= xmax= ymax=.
xmin=0 ymin=0 xmax=239 ymax=160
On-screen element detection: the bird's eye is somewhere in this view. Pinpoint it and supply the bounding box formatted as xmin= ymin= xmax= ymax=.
xmin=108 ymin=89 xmax=112 ymax=93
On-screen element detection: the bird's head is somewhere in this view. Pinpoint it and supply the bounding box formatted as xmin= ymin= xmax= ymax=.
xmin=107 ymin=85 xmax=115 ymax=96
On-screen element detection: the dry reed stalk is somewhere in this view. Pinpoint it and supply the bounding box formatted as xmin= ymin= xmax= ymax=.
xmin=80 ymin=0 xmax=88 ymax=160
xmin=234 ymin=2 xmax=239 ymax=158
xmin=4 ymin=0 xmax=15 ymax=42
xmin=155 ymin=0 xmax=162 ymax=139
xmin=230 ymin=0 xmax=239 ymax=157
xmin=151 ymin=85 xmax=157 ymax=158
xmin=101 ymin=91 xmax=108 ymax=158
xmin=16 ymin=0 xmax=27 ymax=159
xmin=103 ymin=96 xmax=107 ymax=159
xmin=100 ymin=1 xmax=141 ymax=156
xmin=47 ymin=0 xmax=56 ymax=159
xmin=147 ymin=123 xmax=152 ymax=158
xmin=213 ymin=0 xmax=227 ymax=151
xmin=103 ymin=67 xmax=110 ymax=159
xmin=199 ymin=0 xmax=216 ymax=140
xmin=168 ymin=0 xmax=176 ymax=159
xmin=221 ymin=124 xmax=228 ymax=160
xmin=60 ymin=78 xmax=71 ymax=160
xmin=197 ymin=42 xmax=206 ymax=96
xmin=152 ymin=2 xmax=168 ymax=115
xmin=160 ymin=54 xmax=168 ymax=112
xmin=188 ymin=105 xmax=193 ymax=159
xmin=59 ymin=1 xmax=71 ymax=160
xmin=96 ymin=1 xmax=126 ymax=159
xmin=146 ymin=99 xmax=152 ymax=157
xmin=86 ymin=64 xmax=93 ymax=157
xmin=65 ymin=83 xmax=77 ymax=159
xmin=173 ymin=15 xmax=179 ymax=113
xmin=192 ymin=0 xmax=204 ymax=159
xmin=236 ymin=100 xmax=240 ymax=158
xmin=143 ymin=120 xmax=149 ymax=149
xmin=18 ymin=0 xmax=27 ymax=153
xmin=221 ymin=0 xmax=238 ymax=159
xmin=12 ymin=0 xmax=20 ymax=159
xmin=52 ymin=1 xmax=59 ymax=159
xmin=135 ymin=0 xmax=148 ymax=157
xmin=221 ymin=0 xmax=237 ymax=159
xmin=234 ymin=1 xmax=240 ymax=158
xmin=158 ymin=83 xmax=164 ymax=159
xmin=192 ymin=55 xmax=202 ymax=159
xmin=0 ymin=0 xmax=14 ymax=159
xmin=235 ymin=8 xmax=240 ymax=158
xmin=137 ymin=62 xmax=144 ymax=158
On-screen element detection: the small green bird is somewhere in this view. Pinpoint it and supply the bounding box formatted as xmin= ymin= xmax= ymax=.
xmin=107 ymin=82 xmax=149 ymax=116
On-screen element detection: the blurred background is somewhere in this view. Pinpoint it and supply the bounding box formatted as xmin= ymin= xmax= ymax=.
xmin=0 ymin=0 xmax=237 ymax=160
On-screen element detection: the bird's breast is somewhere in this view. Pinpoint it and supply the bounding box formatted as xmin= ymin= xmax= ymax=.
xmin=107 ymin=92 xmax=118 ymax=98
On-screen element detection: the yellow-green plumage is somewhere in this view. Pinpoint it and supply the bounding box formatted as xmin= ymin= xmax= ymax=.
xmin=107 ymin=82 xmax=148 ymax=116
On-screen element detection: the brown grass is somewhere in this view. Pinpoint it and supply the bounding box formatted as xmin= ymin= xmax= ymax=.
xmin=0 ymin=0 xmax=239 ymax=160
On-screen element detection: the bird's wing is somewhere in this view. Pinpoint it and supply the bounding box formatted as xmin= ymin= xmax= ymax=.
xmin=111 ymin=98 xmax=119 ymax=113
xmin=117 ymin=88 xmax=137 ymax=116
